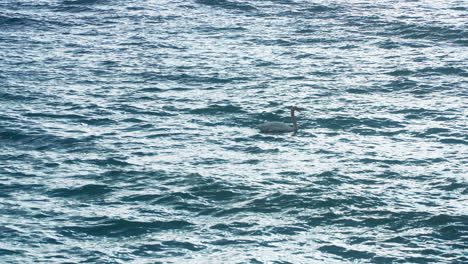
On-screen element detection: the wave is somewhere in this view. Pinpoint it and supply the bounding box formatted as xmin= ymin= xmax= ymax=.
xmin=213 ymin=190 xmax=384 ymax=217
xmin=0 ymin=127 xmax=98 ymax=152
xmin=61 ymin=219 xmax=193 ymax=237
xmin=128 ymin=72 xmax=250 ymax=84
xmin=0 ymin=13 xmax=70 ymax=29
xmin=319 ymin=245 xmax=375 ymax=260
xmin=387 ymin=67 xmax=467 ymax=78
xmin=131 ymin=240 xmax=205 ymax=256
xmin=195 ymin=0 xmax=257 ymax=12
xmin=314 ymin=116 xmax=403 ymax=130
xmin=347 ymin=15 xmax=466 ymax=44
xmin=0 ymin=14 xmax=42 ymax=27
xmin=61 ymin=0 xmax=108 ymax=6
xmin=48 ymin=184 xmax=113 ymax=198
xmin=0 ymin=248 xmax=24 ymax=256
xmin=190 ymin=104 xmax=245 ymax=115
xmin=0 ymin=92 xmax=38 ymax=101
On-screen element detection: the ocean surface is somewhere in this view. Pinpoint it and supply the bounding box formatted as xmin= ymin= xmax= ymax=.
xmin=0 ymin=0 xmax=467 ymax=263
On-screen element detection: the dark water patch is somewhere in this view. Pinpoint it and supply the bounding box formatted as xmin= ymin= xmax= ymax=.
xmin=420 ymin=127 xmax=450 ymax=135
xmin=132 ymin=72 xmax=249 ymax=84
xmin=131 ymin=240 xmax=205 ymax=256
xmin=121 ymin=117 xmax=145 ymax=123
xmin=188 ymin=182 xmax=238 ymax=201
xmin=417 ymin=67 xmax=467 ymax=77
xmin=122 ymin=194 xmax=163 ymax=202
xmin=350 ymin=128 xmax=378 ymax=136
xmin=88 ymin=158 xmax=132 ymax=167
xmin=422 ymin=214 xmax=467 ymax=227
xmin=234 ymin=192 xmax=381 ymax=215
xmin=268 ymin=225 xmax=307 ymax=236
xmin=379 ymin=21 xmax=466 ymax=43
xmin=409 ymin=256 xmax=446 ymax=264
xmin=0 ymin=14 xmax=44 ymax=28
xmin=0 ymin=248 xmax=24 ymax=256
xmin=0 ymin=128 xmax=33 ymax=142
xmin=313 ymin=170 xmax=348 ymax=185
xmin=319 ymin=245 xmax=375 ymax=259
xmin=315 ymin=116 xmax=403 ymax=130
xmin=210 ymin=223 xmax=264 ymax=236
xmin=153 ymin=191 xmax=198 ymax=204
xmin=360 ymin=157 xmax=447 ymax=166
xmin=0 ymin=226 xmax=21 ymax=239
xmin=430 ymin=180 xmax=467 ymax=192
xmin=192 ymin=157 xmax=228 ymax=166
xmin=195 ymin=25 xmax=247 ymax=33
xmin=155 ymin=43 xmax=187 ymax=50
xmin=404 ymin=25 xmax=465 ymax=42
xmin=451 ymin=6 xmax=466 ymax=11
xmin=195 ymin=0 xmax=257 ymax=12
xmin=118 ymin=105 xmax=174 ymax=117
xmin=210 ymin=239 xmax=256 ymax=246
xmin=363 ymin=210 xmax=432 ymax=230
xmin=210 ymin=221 xmax=257 ymax=232
xmin=99 ymin=169 xmax=172 ymax=183
xmin=386 ymin=69 xmax=415 ymax=77
xmin=345 ymin=88 xmax=368 ymax=94
xmin=294 ymin=184 xmax=328 ymax=195
xmin=359 ymin=158 xmax=404 ymax=165
xmin=271 ymin=261 xmax=293 ymax=264
xmin=439 ymin=138 xmax=467 ymax=145
xmin=61 ymin=219 xmax=193 ymax=237
xmin=435 ymin=225 xmax=467 ymax=240
xmin=138 ymin=87 xmax=165 ymax=93
xmin=190 ymin=104 xmax=245 ymax=115
xmin=296 ymin=38 xmax=337 ymax=45
xmin=48 ymin=184 xmax=113 ymax=198
xmin=371 ymin=256 xmax=400 ymax=264
xmin=302 ymin=209 xmax=432 ymax=230
xmin=454 ymin=39 xmax=468 ymax=46
xmin=382 ymin=78 xmax=418 ymax=92
xmin=146 ymin=132 xmax=186 ymax=138
xmin=62 ymin=0 xmax=103 ymax=5
xmin=255 ymin=38 xmax=296 ymax=47
xmin=278 ymin=171 xmax=305 ymax=177
xmin=377 ymin=39 xmax=400 ymax=49
xmin=301 ymin=4 xmax=340 ymax=13
xmin=238 ymin=159 xmax=261 ymax=165
xmin=383 ymin=235 xmax=409 ymax=244
xmin=391 ymin=108 xmax=447 ymax=119
xmin=0 ymin=128 xmax=96 ymax=152
xmin=24 ymin=112 xmax=85 ymax=120
xmin=161 ymin=240 xmax=206 ymax=251
xmin=338 ymin=44 xmax=358 ymax=50
xmin=0 ymin=92 xmax=37 ymax=101
xmin=0 ymin=183 xmax=44 ymax=195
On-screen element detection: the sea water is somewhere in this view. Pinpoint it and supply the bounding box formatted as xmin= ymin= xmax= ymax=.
xmin=0 ymin=0 xmax=466 ymax=263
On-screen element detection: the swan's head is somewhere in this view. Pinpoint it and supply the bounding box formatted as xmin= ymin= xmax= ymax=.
xmin=291 ymin=106 xmax=301 ymax=113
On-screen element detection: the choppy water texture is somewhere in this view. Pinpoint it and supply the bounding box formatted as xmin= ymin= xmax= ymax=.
xmin=1 ymin=0 xmax=467 ymax=263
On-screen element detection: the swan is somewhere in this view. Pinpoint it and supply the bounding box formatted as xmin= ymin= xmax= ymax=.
xmin=258 ymin=106 xmax=301 ymax=134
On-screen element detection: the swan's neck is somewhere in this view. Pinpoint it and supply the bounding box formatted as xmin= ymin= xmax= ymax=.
xmin=291 ymin=109 xmax=298 ymax=133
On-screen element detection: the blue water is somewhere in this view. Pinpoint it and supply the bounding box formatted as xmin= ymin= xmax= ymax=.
xmin=1 ymin=0 xmax=467 ymax=263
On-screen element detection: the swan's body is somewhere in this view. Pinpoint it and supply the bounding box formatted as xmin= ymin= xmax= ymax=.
xmin=258 ymin=106 xmax=300 ymax=134
xmin=258 ymin=122 xmax=296 ymax=133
